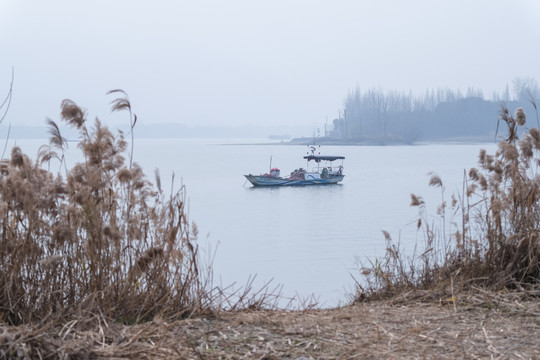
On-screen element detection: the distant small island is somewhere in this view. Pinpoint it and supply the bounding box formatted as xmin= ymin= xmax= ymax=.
xmin=302 ymin=78 xmax=539 ymax=145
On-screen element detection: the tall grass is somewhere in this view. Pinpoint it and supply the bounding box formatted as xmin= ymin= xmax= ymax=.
xmin=356 ymin=104 xmax=540 ymax=299
xmin=0 ymin=94 xmax=210 ymax=325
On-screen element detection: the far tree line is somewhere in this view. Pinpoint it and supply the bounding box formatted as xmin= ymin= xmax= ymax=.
xmin=327 ymin=76 xmax=539 ymax=144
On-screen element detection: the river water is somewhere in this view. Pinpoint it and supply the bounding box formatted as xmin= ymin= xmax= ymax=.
xmin=14 ymin=137 xmax=498 ymax=307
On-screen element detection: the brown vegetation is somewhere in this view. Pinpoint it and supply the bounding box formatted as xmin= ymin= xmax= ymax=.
xmin=0 ymin=93 xmax=217 ymax=326
xmin=1 ymin=290 xmax=539 ymax=359
xmin=356 ymin=104 xmax=540 ymax=300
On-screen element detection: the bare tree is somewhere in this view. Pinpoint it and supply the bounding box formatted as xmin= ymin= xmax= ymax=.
xmin=513 ymin=76 xmax=539 ymax=102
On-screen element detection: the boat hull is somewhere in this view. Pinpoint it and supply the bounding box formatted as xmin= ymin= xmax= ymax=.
xmin=244 ymin=174 xmax=344 ymax=187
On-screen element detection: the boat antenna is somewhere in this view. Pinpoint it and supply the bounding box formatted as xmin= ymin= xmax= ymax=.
xmin=269 ymin=155 xmax=272 ymax=172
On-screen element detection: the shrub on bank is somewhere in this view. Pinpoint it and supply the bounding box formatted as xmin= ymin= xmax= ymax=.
xmin=0 ymin=93 xmax=204 ymax=324
xmin=357 ymin=104 xmax=540 ymax=299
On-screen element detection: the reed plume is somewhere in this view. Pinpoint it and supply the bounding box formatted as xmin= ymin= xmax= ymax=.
xmin=60 ymin=99 xmax=86 ymax=129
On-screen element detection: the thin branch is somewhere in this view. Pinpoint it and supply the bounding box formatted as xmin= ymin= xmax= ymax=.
xmin=527 ymin=90 xmax=539 ymax=128
xmin=0 ymin=67 xmax=14 ymax=126
xmin=1 ymin=122 xmax=11 ymax=160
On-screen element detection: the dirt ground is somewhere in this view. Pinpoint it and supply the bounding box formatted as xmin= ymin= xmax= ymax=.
xmin=1 ymin=290 xmax=539 ymax=359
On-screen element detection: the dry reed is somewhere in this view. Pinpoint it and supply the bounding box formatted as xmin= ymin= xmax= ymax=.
xmin=356 ymin=102 xmax=540 ymax=300
xmin=0 ymin=93 xmax=258 ymax=326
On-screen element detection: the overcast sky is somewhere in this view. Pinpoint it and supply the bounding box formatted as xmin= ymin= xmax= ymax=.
xmin=1 ymin=0 xmax=539 ymax=129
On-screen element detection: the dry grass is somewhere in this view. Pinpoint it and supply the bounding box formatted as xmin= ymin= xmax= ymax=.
xmin=0 ymin=93 xmax=278 ymax=327
xmin=0 ymin=94 xmax=196 ymax=324
xmin=1 ymin=290 xmax=539 ymax=359
xmin=355 ymin=103 xmax=540 ymax=301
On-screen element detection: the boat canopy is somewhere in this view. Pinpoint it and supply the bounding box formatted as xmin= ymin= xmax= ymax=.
xmin=303 ymin=155 xmax=345 ymax=162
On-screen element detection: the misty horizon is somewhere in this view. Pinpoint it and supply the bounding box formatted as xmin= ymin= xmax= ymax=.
xmin=2 ymin=79 xmax=539 ymax=142
xmin=1 ymin=1 xmax=539 ymax=130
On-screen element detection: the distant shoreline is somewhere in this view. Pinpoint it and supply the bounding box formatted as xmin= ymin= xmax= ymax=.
xmin=1 ymin=125 xmax=497 ymax=147
xmin=222 ymin=136 xmax=497 ymax=146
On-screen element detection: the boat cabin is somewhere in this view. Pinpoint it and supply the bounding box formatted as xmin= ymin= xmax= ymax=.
xmin=270 ymin=168 xmax=280 ymax=177
xmin=303 ymin=155 xmax=345 ymax=180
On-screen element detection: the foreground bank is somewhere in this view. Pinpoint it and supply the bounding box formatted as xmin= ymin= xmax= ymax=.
xmin=2 ymin=290 xmax=539 ymax=359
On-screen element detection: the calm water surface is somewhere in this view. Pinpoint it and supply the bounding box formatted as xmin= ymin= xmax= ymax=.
xmin=15 ymin=138 xmax=498 ymax=307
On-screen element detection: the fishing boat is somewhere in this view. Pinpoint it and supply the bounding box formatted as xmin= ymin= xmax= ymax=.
xmin=244 ymin=149 xmax=345 ymax=187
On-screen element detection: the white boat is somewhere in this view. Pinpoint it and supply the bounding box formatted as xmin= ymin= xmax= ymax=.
xmin=244 ymin=152 xmax=345 ymax=187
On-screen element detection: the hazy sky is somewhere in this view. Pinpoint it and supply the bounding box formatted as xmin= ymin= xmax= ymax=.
xmin=1 ymin=0 xmax=539 ymax=129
